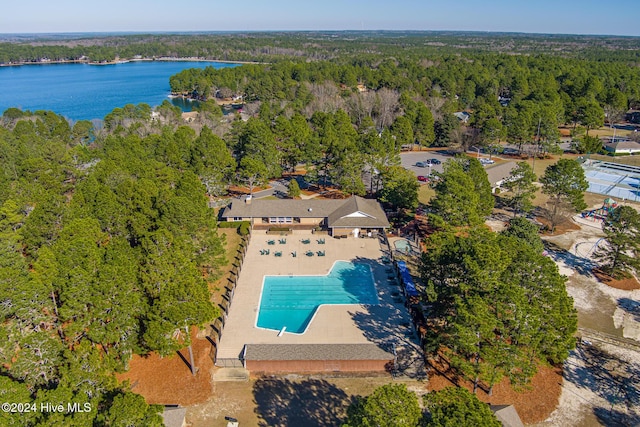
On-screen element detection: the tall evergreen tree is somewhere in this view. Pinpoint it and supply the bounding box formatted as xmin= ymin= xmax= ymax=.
xmin=502 ymin=161 xmax=537 ymax=216
xmin=593 ymin=205 xmax=640 ymax=279
xmin=424 ymin=387 xmax=501 ymax=427
xmin=540 ymin=159 xmax=588 ymax=232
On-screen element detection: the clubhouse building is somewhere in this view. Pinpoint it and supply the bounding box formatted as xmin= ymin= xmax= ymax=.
xmin=221 ymin=195 xmax=390 ymax=236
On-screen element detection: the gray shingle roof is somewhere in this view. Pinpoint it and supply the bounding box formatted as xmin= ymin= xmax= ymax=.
xmin=244 ymin=344 xmax=394 ymax=361
xmin=161 ymin=407 xmax=187 ymax=427
xmin=222 ymin=198 xmax=344 ymax=219
xmin=222 ymin=196 xmax=390 ymax=228
xmin=607 ymin=140 xmax=640 ymax=151
xmin=485 ymin=161 xmax=518 ymax=186
xmin=490 ymin=405 xmax=524 ymax=427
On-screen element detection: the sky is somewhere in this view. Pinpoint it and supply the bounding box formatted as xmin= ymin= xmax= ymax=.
xmin=2 ymin=0 xmax=639 ymax=37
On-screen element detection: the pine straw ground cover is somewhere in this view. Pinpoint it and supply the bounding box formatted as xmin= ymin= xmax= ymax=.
xmin=117 ymin=326 xmax=214 ymax=406
xmin=593 ymin=269 xmax=640 ymax=291
xmin=426 ymin=359 xmax=563 ymax=424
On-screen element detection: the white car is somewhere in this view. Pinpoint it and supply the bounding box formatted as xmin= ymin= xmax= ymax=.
xmin=479 ymin=158 xmax=495 ymax=165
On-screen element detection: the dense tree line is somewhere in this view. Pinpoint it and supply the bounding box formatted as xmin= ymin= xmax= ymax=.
xmin=0 ymin=109 xmax=226 ymax=425
xmin=420 ymin=161 xmax=577 ymax=395
xmin=2 ymin=32 xmax=640 ymax=65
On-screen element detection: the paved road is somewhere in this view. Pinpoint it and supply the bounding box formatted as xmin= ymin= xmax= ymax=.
xmin=252 ymin=180 xmax=289 ymax=199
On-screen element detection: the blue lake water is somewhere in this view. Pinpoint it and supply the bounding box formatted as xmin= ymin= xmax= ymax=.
xmin=257 ymin=261 xmax=378 ymax=334
xmin=0 ymin=61 xmax=238 ymax=121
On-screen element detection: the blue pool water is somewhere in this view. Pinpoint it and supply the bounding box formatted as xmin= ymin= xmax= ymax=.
xmin=394 ymin=239 xmax=411 ymax=252
xmin=257 ymin=261 xmax=378 ymax=334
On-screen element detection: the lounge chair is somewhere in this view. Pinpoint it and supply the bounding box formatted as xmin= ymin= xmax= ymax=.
xmin=275 ymin=251 xmax=282 ymax=257
xmin=317 ymin=250 xmax=325 ymax=256
xmin=317 ymin=238 xmax=325 ymax=244
xmin=267 ymin=240 xmax=276 ymax=245
xmin=305 ymin=250 xmax=314 ymax=257
xmin=291 ymin=251 xmax=297 ymax=257
xmin=301 ymin=239 xmax=311 ymax=244
xmin=279 ymin=238 xmax=287 ymax=244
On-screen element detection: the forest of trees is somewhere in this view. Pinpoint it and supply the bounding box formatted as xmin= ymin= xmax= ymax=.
xmin=0 ymin=31 xmax=632 ymax=423
xmin=0 ymin=109 xmax=227 ymax=425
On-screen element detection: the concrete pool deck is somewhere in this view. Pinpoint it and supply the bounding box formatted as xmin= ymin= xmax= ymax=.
xmin=215 ymin=231 xmax=417 ymax=364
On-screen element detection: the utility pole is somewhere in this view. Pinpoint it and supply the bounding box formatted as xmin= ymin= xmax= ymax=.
xmin=533 ymin=117 xmax=541 ymax=173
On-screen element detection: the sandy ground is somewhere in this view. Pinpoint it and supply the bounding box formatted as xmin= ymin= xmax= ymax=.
xmin=533 ymin=207 xmax=640 ymax=426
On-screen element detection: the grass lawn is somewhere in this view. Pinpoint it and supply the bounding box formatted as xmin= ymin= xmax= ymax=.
xmin=209 ymin=228 xmax=243 ymax=303
xmin=589 ymin=153 xmax=640 ymax=167
xmin=417 ymin=184 xmax=435 ymax=205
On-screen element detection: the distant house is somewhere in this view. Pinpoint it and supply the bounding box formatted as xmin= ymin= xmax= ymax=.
xmin=454 ymin=111 xmax=471 ymax=123
xmin=490 ymin=405 xmax=524 ymax=427
xmin=181 ymin=111 xmax=198 ymax=123
xmin=604 ymin=139 xmax=640 ymax=155
xmin=485 ymin=161 xmax=519 ymax=194
xmin=625 ymin=110 xmax=640 ymax=124
xmin=161 ymin=406 xmax=187 ymax=427
xmin=221 ymin=195 xmax=390 ymax=236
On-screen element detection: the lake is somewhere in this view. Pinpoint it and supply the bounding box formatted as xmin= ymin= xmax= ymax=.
xmin=0 ymin=61 xmax=239 ymax=122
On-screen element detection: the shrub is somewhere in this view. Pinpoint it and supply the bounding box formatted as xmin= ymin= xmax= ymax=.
xmin=238 ymin=221 xmax=251 ymax=236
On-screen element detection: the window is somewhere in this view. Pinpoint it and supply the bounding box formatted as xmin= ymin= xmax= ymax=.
xmin=269 ymin=217 xmax=292 ymax=224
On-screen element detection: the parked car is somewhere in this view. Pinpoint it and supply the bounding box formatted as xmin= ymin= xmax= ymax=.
xmin=429 ymin=158 xmax=441 ymax=164
xmin=417 ymin=175 xmax=429 ymax=182
xmin=479 ymin=158 xmax=495 ymax=165
xmin=416 ymin=161 xmax=427 ymax=167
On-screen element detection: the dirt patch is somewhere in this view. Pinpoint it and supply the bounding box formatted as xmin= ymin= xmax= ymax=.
xmin=117 ymin=327 xmax=213 ymax=406
xmin=426 ymin=360 xmax=562 ymax=425
xmin=593 ymin=269 xmax=640 ymax=290
xmin=536 ymin=215 xmax=582 ymax=236
xmin=186 ymin=376 xmax=425 ymax=427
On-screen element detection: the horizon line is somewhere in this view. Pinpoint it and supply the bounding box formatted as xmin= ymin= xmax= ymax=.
xmin=1 ymin=29 xmax=639 ymax=39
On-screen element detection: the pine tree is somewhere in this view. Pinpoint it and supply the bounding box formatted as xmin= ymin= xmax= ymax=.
xmin=424 ymin=387 xmax=501 ymax=427
xmin=502 ymin=161 xmax=537 ymax=216
xmin=593 ymin=206 xmax=640 ymax=279
xmin=540 ymin=159 xmax=588 ymax=232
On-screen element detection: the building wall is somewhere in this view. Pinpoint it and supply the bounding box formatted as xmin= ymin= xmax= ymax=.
xmin=299 ymin=217 xmax=324 ymax=225
xmin=245 ymin=359 xmax=391 ymax=373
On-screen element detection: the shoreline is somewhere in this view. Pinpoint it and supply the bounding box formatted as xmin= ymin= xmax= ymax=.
xmin=0 ymin=57 xmax=262 ymax=67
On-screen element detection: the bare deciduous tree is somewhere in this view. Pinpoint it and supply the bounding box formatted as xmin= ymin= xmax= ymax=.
xmin=346 ymin=91 xmax=378 ymax=128
xmin=375 ymin=88 xmax=399 ymax=129
xmin=304 ymin=82 xmax=343 ymax=116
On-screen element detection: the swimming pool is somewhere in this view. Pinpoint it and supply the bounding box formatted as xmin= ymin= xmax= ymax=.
xmin=256 ymin=261 xmax=378 ymax=334
xmin=394 ymin=239 xmax=414 ymax=254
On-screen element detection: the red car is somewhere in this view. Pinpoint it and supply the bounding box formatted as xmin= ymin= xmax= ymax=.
xmin=417 ymin=175 xmax=429 ymax=182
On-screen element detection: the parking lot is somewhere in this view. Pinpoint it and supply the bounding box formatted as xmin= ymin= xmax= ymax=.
xmin=400 ymin=151 xmax=451 ymax=181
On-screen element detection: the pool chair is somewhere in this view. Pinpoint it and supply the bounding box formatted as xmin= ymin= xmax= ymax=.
xmin=317 ymin=250 xmax=325 ymax=256
xmin=274 ymin=251 xmax=282 ymax=257
xmin=317 ymin=238 xmax=325 ymax=244
xmin=261 ymin=249 xmax=270 ymax=255
xmin=291 ymin=251 xmax=297 ymax=257
xmin=267 ymin=239 xmax=276 ymax=245
xmin=305 ymin=250 xmax=314 ymax=257
xmin=301 ymin=238 xmax=311 ymax=244
xmin=279 ymin=238 xmax=287 ymax=244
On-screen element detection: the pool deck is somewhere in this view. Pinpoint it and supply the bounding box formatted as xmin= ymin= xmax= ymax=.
xmin=216 ymin=231 xmax=415 ymax=362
